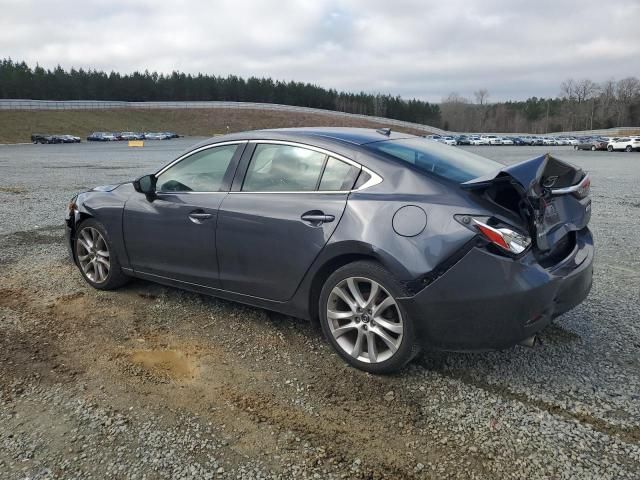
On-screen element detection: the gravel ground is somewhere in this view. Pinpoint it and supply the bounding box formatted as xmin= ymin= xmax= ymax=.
xmin=0 ymin=139 xmax=639 ymax=479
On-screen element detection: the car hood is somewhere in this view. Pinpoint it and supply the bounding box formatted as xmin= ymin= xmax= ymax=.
xmin=91 ymin=182 xmax=127 ymax=192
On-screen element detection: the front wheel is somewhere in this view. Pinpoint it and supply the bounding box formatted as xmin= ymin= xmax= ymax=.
xmin=626 ymin=146 xmax=633 ymax=152
xmin=74 ymin=219 xmax=129 ymax=290
xmin=319 ymin=261 xmax=419 ymax=374
xmin=607 ymin=145 xmax=613 ymax=152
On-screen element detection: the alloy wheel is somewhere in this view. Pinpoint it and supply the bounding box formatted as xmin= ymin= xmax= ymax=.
xmin=327 ymin=277 xmax=403 ymax=364
xmin=76 ymin=227 xmax=110 ymax=283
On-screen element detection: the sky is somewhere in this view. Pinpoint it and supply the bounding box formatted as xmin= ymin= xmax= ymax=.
xmin=1 ymin=0 xmax=639 ymax=102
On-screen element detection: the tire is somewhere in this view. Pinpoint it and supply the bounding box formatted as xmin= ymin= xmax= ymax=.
xmin=591 ymin=146 xmax=596 ymax=151
xmin=626 ymin=146 xmax=633 ymax=152
xmin=607 ymin=145 xmax=613 ymax=152
xmin=74 ymin=218 xmax=129 ymax=290
xmin=319 ymin=260 xmax=420 ymax=374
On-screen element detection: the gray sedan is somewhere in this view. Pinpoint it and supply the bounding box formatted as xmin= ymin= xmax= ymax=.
xmin=65 ymin=127 xmax=593 ymax=373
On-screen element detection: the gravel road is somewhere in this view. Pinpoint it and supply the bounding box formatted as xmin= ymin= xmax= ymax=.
xmin=1 ymin=139 xmax=639 ymax=479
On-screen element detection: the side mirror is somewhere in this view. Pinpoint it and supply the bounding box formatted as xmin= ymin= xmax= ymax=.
xmin=133 ymin=174 xmax=157 ymax=196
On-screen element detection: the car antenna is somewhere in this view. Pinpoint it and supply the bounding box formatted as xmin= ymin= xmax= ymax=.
xmin=376 ymin=128 xmax=391 ymax=136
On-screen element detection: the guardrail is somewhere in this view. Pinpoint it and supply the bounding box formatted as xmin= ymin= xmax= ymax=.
xmin=0 ymin=99 xmax=448 ymax=135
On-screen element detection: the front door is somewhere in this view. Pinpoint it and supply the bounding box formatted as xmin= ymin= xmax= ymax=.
xmin=217 ymin=142 xmax=361 ymax=301
xmin=123 ymin=142 xmax=245 ymax=287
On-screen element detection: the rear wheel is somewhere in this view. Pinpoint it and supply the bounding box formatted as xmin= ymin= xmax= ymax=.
xmin=626 ymin=145 xmax=633 ymax=152
xmin=607 ymin=145 xmax=613 ymax=152
xmin=75 ymin=219 xmax=129 ymax=290
xmin=319 ymin=261 xmax=419 ymax=374
xmin=591 ymin=145 xmax=596 ymax=151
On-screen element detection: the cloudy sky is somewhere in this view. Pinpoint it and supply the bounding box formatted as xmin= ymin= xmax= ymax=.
xmin=1 ymin=0 xmax=639 ymax=102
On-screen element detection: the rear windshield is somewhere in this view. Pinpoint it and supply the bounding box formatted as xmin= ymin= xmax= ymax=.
xmin=364 ymin=138 xmax=502 ymax=183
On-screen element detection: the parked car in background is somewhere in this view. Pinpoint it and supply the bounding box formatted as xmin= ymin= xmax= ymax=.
xmin=468 ymin=135 xmax=487 ymax=145
xmin=87 ymin=132 xmax=118 ymax=141
xmin=440 ymin=136 xmax=457 ymax=146
xmin=455 ymin=135 xmax=472 ymax=145
xmin=64 ymin=127 xmax=593 ymax=373
xmin=575 ymin=138 xmax=608 ymax=151
xmin=607 ymin=137 xmax=640 ymax=152
xmin=481 ymin=135 xmax=502 ymax=145
xmin=501 ymin=137 xmax=514 ymax=145
xmin=424 ymin=135 xmax=442 ymax=142
xmin=511 ymin=137 xmax=527 ymax=146
xmin=119 ymin=132 xmax=145 ymax=140
xmin=164 ymin=131 xmax=180 ymax=139
xmin=542 ymin=137 xmax=556 ymax=146
xmin=56 ymin=134 xmax=81 ymax=143
xmin=31 ymin=133 xmax=60 ymax=144
xmin=144 ymin=132 xmax=172 ymax=140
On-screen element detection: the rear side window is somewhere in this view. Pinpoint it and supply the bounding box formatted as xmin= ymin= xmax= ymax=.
xmin=242 ymin=144 xmax=326 ymax=192
xmin=364 ymin=138 xmax=501 ymax=183
xmin=319 ymin=157 xmax=360 ymax=191
xmin=157 ymin=144 xmax=238 ymax=192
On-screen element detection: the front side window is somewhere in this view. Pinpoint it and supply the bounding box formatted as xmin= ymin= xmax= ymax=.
xmin=156 ymin=144 xmax=238 ymax=192
xmin=242 ymin=144 xmax=326 ymax=192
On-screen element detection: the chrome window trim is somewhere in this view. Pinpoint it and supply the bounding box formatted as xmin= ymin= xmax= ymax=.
xmin=155 ymin=140 xmax=248 ymax=177
xmin=234 ymin=139 xmax=382 ymax=194
xmin=152 ymin=138 xmax=383 ymax=195
xmin=550 ymin=173 xmax=590 ymax=195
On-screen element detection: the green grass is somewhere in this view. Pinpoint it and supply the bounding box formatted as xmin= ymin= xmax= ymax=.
xmin=0 ymin=108 xmax=428 ymax=144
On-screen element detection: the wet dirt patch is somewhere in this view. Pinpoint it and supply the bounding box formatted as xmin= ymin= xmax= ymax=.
xmin=0 ymin=226 xmax=64 ymax=247
xmin=128 ymin=349 xmax=199 ymax=382
xmin=0 ymin=186 xmax=27 ymax=194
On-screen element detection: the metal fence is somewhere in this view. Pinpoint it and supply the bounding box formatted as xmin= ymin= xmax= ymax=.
xmin=0 ymin=99 xmax=448 ymax=135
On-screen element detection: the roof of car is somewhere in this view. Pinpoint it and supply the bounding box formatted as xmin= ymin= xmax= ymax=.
xmin=198 ymin=127 xmax=417 ymax=148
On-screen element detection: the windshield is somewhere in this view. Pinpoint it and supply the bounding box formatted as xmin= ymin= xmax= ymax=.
xmin=364 ymin=138 xmax=502 ymax=183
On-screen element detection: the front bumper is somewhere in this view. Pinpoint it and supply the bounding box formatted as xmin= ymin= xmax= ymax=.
xmin=399 ymin=228 xmax=594 ymax=351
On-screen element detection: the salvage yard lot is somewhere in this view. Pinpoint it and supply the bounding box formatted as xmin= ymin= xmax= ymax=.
xmin=1 ymin=139 xmax=639 ymax=479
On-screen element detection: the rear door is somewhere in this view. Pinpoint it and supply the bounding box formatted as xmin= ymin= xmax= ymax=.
xmin=216 ymin=141 xmax=361 ymax=301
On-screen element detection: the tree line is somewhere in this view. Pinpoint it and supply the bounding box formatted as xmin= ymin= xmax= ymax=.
xmin=0 ymin=59 xmax=440 ymax=126
xmin=440 ymin=77 xmax=640 ymax=133
xmin=1 ymin=59 xmax=638 ymax=132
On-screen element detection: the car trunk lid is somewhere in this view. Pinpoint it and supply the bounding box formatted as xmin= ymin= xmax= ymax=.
xmin=462 ymin=154 xmax=591 ymax=253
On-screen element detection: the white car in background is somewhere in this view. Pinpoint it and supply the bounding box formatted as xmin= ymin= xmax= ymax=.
xmin=607 ymin=137 xmax=640 ymax=152
xmin=542 ymin=137 xmax=557 ymax=146
xmin=482 ymin=135 xmax=503 ymax=145
xmin=501 ymin=137 xmax=514 ymax=145
xmin=440 ymin=136 xmax=457 ymax=146
xmin=469 ymin=135 xmax=487 ymax=145
xmin=424 ymin=135 xmax=442 ymax=142
xmin=566 ymin=138 xmax=579 ymax=146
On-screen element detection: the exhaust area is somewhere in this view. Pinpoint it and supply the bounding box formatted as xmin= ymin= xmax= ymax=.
xmin=519 ymin=335 xmax=539 ymax=348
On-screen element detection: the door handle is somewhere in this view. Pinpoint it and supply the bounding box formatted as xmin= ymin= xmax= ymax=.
xmin=188 ymin=211 xmax=213 ymax=223
xmin=301 ymin=211 xmax=335 ymax=225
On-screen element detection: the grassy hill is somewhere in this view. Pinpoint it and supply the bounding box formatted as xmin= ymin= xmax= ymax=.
xmin=0 ymin=108 xmax=429 ymax=143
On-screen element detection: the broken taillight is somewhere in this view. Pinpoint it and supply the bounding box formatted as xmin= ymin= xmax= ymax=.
xmin=472 ymin=219 xmax=531 ymax=254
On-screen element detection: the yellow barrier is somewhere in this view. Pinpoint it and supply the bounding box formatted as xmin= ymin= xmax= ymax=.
xmin=128 ymin=140 xmax=144 ymax=147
